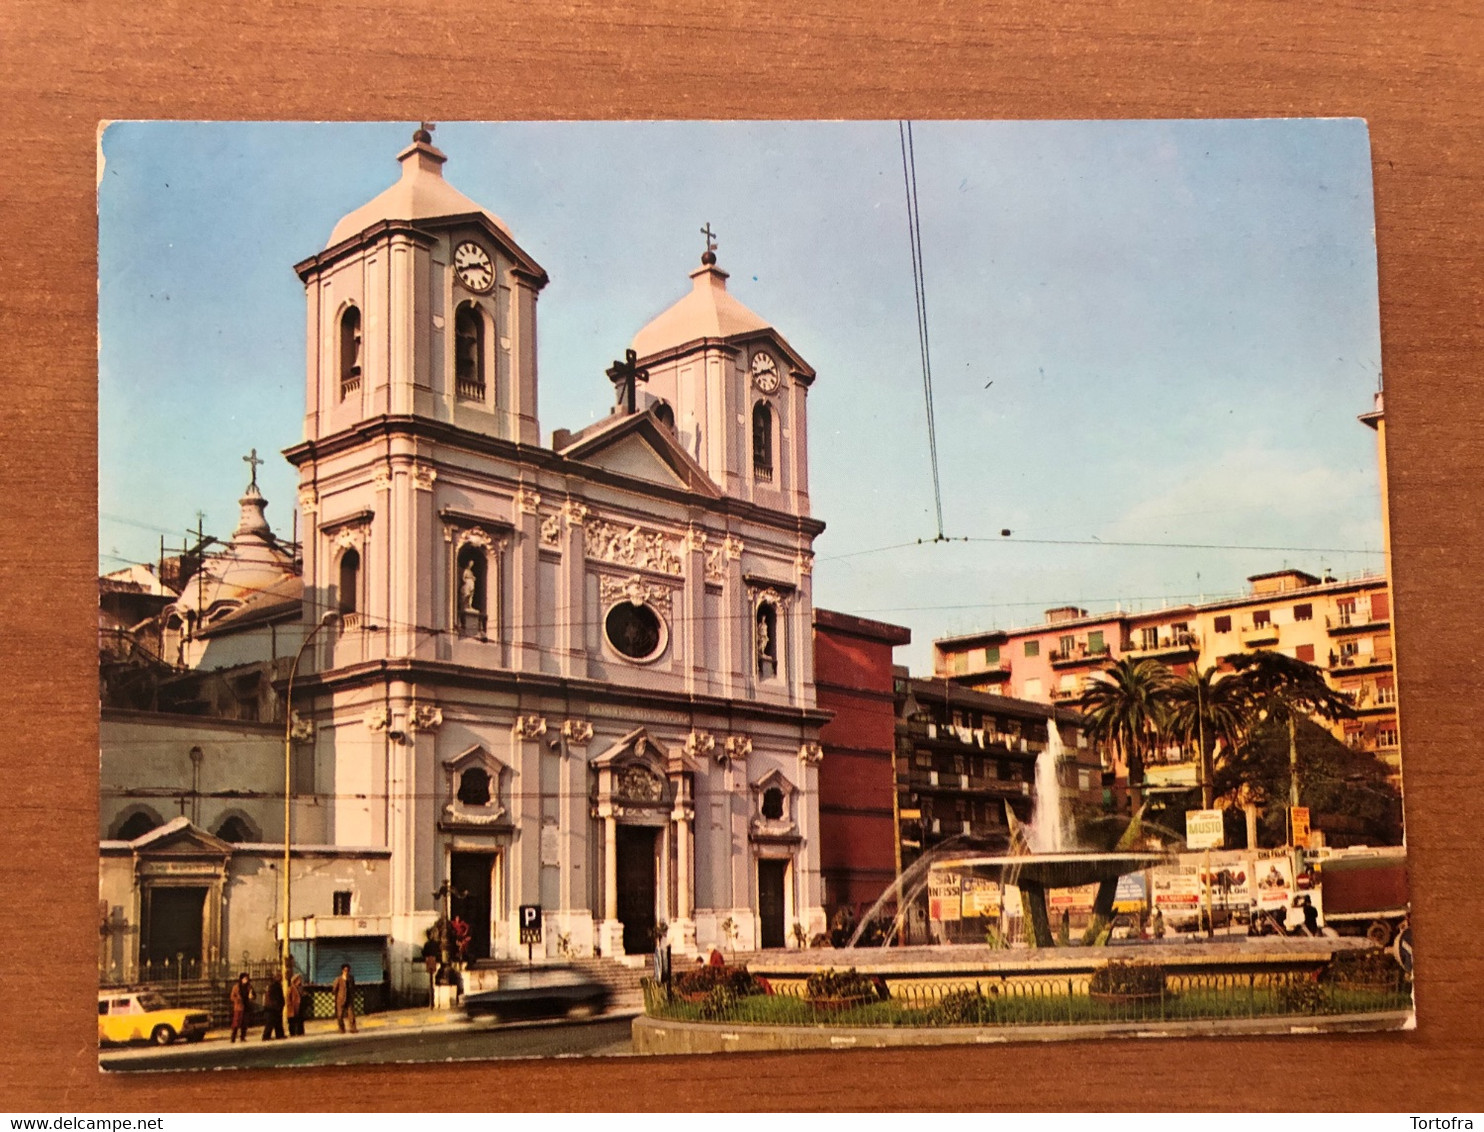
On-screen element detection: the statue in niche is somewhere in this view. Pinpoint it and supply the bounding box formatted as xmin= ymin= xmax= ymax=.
xmin=461 ymin=562 xmax=477 ymax=612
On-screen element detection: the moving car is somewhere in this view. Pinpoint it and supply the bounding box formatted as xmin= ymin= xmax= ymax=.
xmin=461 ymin=966 xmax=611 ymax=1023
xmin=99 ymin=990 xmax=211 ymax=1046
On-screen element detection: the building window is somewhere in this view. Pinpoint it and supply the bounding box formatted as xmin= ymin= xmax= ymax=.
xmin=761 ymin=787 xmax=785 ymax=820
xmin=214 ymin=815 xmax=257 ymax=843
xmin=457 ymin=767 xmax=491 ymax=806
xmin=114 ymin=810 xmax=161 ymax=841
xmin=606 ymin=601 xmax=666 ymax=662
xmin=1087 ymin=630 xmax=1106 ymax=655
xmin=654 ymin=401 xmax=675 ymax=430
xmin=1214 ymin=615 xmax=1232 ymax=633
xmin=1058 ymin=635 xmax=1075 ymax=658
xmin=337 ymin=548 xmax=361 ymax=616
xmin=984 ymin=645 xmax=1000 ymax=665
xmin=332 ymin=891 xmax=352 ymax=916
xmin=756 ymin=601 xmax=779 ymax=678
xmin=455 ymin=302 xmax=486 ymax=401
xmin=1252 ymin=609 xmax=1271 ymax=628
xmin=1378 ymin=726 xmax=1399 ymax=748
xmin=1295 ymin=643 xmax=1316 ymax=663
xmin=1139 ymin=626 xmax=1158 ymax=650
xmin=752 ymin=401 xmax=774 ymax=481
xmin=339 ymin=306 xmax=362 ymax=400
xmin=1024 ymin=640 xmax=1039 ymax=658
xmin=1293 ymin=603 xmax=1313 ymax=621
xmin=456 ymin=545 xmax=489 ymax=635
xmin=1336 ymin=597 xmax=1357 ymax=626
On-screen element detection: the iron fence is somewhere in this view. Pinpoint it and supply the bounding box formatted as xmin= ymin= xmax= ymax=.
xmin=642 ymin=968 xmax=1411 ymax=1029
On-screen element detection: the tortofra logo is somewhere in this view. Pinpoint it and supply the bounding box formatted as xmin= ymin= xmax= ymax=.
xmin=1411 ymin=1120 xmax=1474 ymax=1129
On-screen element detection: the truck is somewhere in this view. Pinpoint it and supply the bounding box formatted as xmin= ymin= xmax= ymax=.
xmin=1310 ymin=847 xmax=1409 ymax=944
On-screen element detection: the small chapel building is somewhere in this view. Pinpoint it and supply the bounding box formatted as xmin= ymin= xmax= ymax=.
xmin=101 ymin=127 xmax=833 ymax=989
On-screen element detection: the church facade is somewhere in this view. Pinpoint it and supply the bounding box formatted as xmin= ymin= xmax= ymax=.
xmin=105 ymin=128 xmax=832 ymax=985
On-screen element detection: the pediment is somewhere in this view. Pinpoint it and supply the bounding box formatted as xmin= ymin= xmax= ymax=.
xmin=131 ymin=816 xmax=233 ymax=857
xmin=557 ymin=412 xmax=722 ymax=498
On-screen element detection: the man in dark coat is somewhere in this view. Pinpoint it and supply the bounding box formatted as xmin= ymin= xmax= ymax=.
xmin=261 ymin=976 xmax=286 ymax=1040
xmin=228 ymin=973 xmax=254 ymax=1043
xmin=286 ymin=973 xmax=306 ymax=1037
xmin=332 ymin=963 xmax=358 ymax=1033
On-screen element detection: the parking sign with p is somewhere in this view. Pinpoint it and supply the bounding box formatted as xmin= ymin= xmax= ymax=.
xmin=519 ymin=904 xmax=543 ymax=945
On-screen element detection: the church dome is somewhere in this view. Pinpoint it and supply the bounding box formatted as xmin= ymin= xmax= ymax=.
xmin=171 ymin=480 xmax=299 ymax=627
xmin=326 ymin=128 xmax=514 ymax=249
xmin=630 ymin=257 xmax=771 ymax=360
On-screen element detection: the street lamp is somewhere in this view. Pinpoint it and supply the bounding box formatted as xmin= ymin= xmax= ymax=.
xmin=281 ymin=610 xmax=341 ymax=1020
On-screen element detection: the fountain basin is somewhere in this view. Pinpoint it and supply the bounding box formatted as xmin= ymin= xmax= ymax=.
xmin=932 ymin=851 xmax=1172 ymax=890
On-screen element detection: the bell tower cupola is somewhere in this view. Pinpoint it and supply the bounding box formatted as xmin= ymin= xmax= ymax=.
xmin=294 ymin=125 xmax=549 ymax=447
xmin=628 ymin=230 xmax=816 ymax=516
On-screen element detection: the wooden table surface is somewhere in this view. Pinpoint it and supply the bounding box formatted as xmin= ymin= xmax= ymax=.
xmin=1 ymin=0 xmax=1480 ymax=1112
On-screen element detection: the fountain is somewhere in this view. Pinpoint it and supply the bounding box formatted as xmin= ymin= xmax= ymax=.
xmin=849 ymin=715 xmax=1170 ymax=950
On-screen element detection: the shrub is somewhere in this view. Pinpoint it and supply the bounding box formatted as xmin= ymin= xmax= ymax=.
xmin=805 ymin=967 xmax=879 ymax=1001
xmin=698 ymin=984 xmax=739 ymax=1020
xmin=1326 ymin=947 xmax=1398 ymax=988
xmin=1089 ymin=961 xmax=1166 ymax=997
xmin=674 ymin=963 xmax=764 ymax=998
xmin=927 ymin=988 xmax=989 ymax=1026
xmin=1278 ymin=972 xmax=1326 ymax=1013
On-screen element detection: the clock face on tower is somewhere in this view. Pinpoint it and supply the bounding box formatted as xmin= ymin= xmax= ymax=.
xmin=453 ymin=241 xmax=494 ymax=292
xmin=750 ymin=350 xmax=780 ymax=394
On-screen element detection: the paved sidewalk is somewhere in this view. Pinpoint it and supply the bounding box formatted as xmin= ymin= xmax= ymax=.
xmin=207 ymin=1005 xmax=466 ymax=1044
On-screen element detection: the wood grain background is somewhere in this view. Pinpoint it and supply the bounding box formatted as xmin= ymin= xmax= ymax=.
xmin=2 ymin=0 xmax=1481 ymax=1112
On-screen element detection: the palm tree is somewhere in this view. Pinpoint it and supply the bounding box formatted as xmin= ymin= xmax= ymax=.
xmin=1223 ymin=650 xmax=1356 ymax=823
xmin=1165 ymin=665 xmax=1250 ymax=809
xmin=1077 ymin=657 xmax=1173 ymax=805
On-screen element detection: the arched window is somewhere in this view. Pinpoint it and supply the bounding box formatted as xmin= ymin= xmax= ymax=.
xmin=653 ymin=401 xmax=675 ymax=431
xmin=115 ymin=810 xmax=161 ymax=841
xmin=456 ymin=545 xmax=488 ymax=634
xmin=457 ymin=767 xmax=491 ymax=806
xmin=752 ymin=401 xmax=773 ymax=480
xmin=214 ymin=815 xmax=258 ymax=843
xmin=339 ymin=306 xmax=362 ymax=400
xmin=455 ymin=302 xmax=486 ymax=401
xmin=756 ymin=600 xmax=778 ymax=679
xmin=338 ymin=548 xmax=360 ymax=616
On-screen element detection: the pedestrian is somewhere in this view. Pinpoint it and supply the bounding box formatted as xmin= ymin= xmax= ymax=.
xmin=332 ymin=963 xmax=358 ymax=1033
xmin=261 ymin=976 xmax=286 ymax=1041
xmin=1152 ymin=907 xmax=1165 ymax=940
xmin=286 ymin=973 xmax=305 ymax=1037
xmin=228 ymin=972 xmax=254 ymax=1043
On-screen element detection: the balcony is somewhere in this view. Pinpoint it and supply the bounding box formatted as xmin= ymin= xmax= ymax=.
xmin=1241 ymin=621 xmax=1279 ymax=646
xmin=1121 ymin=630 xmax=1200 ymax=660
xmin=1049 ymin=645 xmax=1112 ymax=669
xmin=1328 ymin=651 xmax=1393 ymax=675
xmin=946 ymin=660 xmax=1012 ymax=686
xmin=1327 ymin=609 xmax=1390 ymax=634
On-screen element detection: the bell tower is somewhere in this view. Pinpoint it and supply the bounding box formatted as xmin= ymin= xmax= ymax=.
xmin=628 ymin=233 xmax=816 ymax=517
xmin=294 ymin=125 xmax=549 ymax=447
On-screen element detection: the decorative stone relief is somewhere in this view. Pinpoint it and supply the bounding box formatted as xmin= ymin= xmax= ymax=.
xmin=561 ymin=499 xmax=589 ymax=526
xmin=364 ymin=707 xmax=391 ymax=732
xmin=584 ymin=518 xmax=683 ymax=576
xmin=722 ymin=535 xmax=745 ymax=560
xmin=561 ymin=719 xmax=594 ymax=745
xmin=747 ymin=584 xmax=792 ymax=614
xmin=444 ymin=523 xmax=507 ymax=553
xmin=722 ymin=734 xmax=752 ymax=764
xmin=685 ymin=730 xmax=716 ymax=761
xmin=796 ymin=552 xmax=814 ymax=576
xmin=514 ymin=486 xmax=542 ymax=515
xmin=799 ymin=742 xmax=824 ymax=765
xmin=372 ymin=467 xmax=392 ymax=491
xmin=511 ymin=715 xmax=548 ymax=740
xmin=412 ymin=464 xmax=438 ymax=491
xmin=408 ymin=704 xmax=444 ymax=732
xmin=298 ymin=488 xmax=319 ymax=516
xmin=704 ymin=548 xmax=725 ymax=584
xmin=684 ymin=525 xmax=708 ymax=552
xmin=539 ymin=512 xmax=562 ymax=548
xmin=616 ymin=765 xmax=665 ymax=803
xmin=599 ymin=573 xmax=674 ymax=617
xmin=288 ymin=711 xmax=315 ymax=742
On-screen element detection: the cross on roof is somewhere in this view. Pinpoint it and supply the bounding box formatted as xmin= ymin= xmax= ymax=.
xmin=243 ymin=448 xmax=263 ymax=488
xmin=606 ymin=348 xmax=649 ymax=415
xmin=414 ymin=121 xmax=437 ymax=144
xmin=700 ymin=222 xmax=718 ymax=265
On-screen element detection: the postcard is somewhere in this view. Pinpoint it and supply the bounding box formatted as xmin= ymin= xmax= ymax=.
xmin=97 ymin=119 xmax=1409 ymax=1071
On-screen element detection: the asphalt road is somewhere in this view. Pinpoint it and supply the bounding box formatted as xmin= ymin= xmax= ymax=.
xmin=100 ymin=1015 xmax=635 ymax=1072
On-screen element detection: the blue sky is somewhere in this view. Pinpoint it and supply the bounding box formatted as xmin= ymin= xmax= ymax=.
xmin=98 ymin=120 xmax=1384 ymax=672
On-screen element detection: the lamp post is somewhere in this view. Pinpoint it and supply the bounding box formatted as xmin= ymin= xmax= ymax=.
xmin=281 ymin=610 xmax=340 ymax=1018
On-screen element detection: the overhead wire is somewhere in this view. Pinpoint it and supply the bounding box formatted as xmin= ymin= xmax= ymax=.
xmin=900 ymin=120 xmax=946 ymax=541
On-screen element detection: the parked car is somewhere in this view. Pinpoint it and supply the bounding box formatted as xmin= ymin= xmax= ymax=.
xmin=461 ymin=966 xmax=611 ymax=1023
xmin=99 ymin=990 xmax=210 ymax=1046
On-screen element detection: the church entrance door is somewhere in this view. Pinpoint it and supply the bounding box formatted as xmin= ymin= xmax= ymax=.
xmin=758 ymin=860 xmax=787 ymax=950
xmin=144 ymin=885 xmax=206 ymax=967
xmin=616 ymin=826 xmax=658 ymax=955
xmin=450 ymin=852 xmax=496 ymax=961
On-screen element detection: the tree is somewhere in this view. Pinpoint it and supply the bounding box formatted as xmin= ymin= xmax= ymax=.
xmin=1222 ymin=650 xmax=1357 ymax=839
xmin=1078 ymin=657 xmax=1173 ymax=804
xmin=1164 ymin=665 xmax=1250 ymax=808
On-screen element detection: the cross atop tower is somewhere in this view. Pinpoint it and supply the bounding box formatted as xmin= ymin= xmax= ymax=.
xmin=414 ymin=121 xmax=436 ymax=144
xmin=606 ymin=348 xmax=649 ymax=415
xmin=700 ymin=222 xmax=718 ymax=266
xmin=243 ymin=448 xmax=263 ymax=489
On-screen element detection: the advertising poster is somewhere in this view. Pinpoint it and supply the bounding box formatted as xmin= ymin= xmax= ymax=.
xmin=960 ymin=876 xmax=1001 ymax=919
xmin=1114 ymin=872 xmax=1148 ymax=913
xmin=1255 ymin=850 xmax=1296 ymax=911
xmin=1152 ymin=866 xmax=1202 ymax=917
xmin=1188 ymin=850 xmax=1255 ymax=911
xmin=928 ymin=870 xmax=962 ymax=922
xmin=1047 ymin=883 xmax=1099 ymax=916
